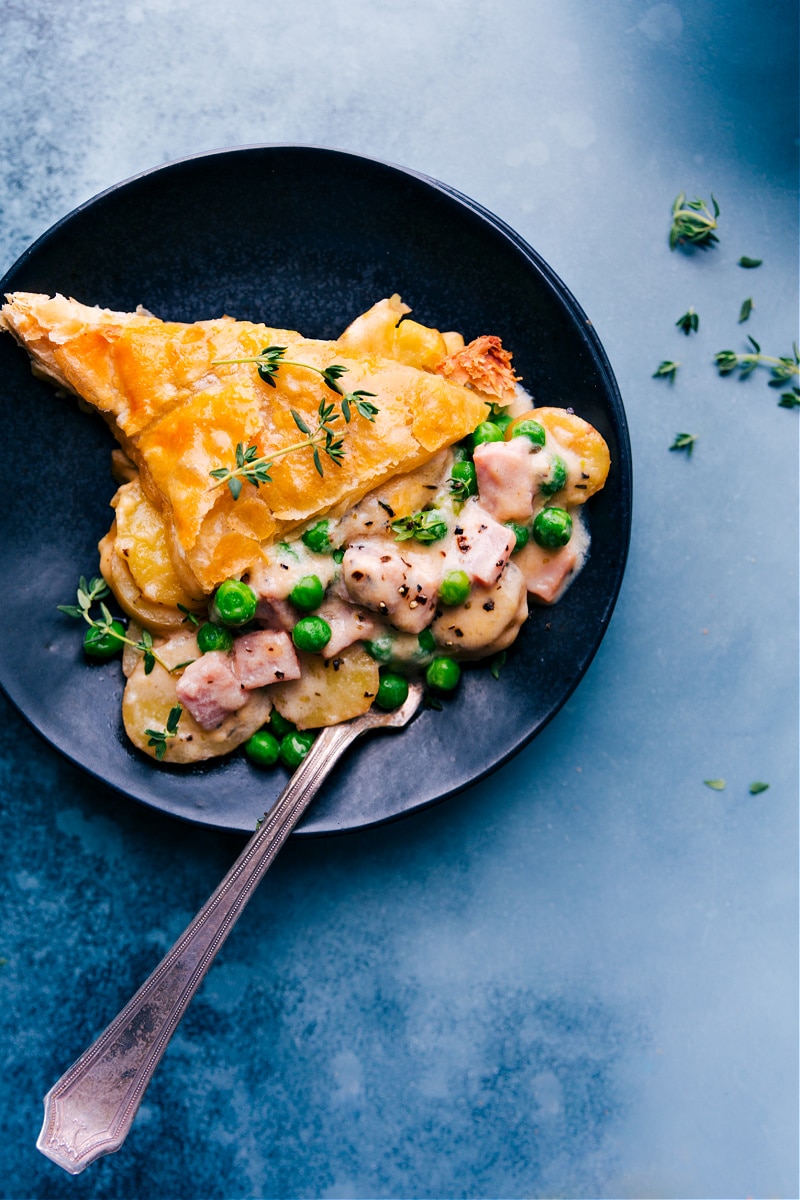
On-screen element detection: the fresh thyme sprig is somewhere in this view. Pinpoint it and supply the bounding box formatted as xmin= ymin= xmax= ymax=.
xmin=57 ymin=575 xmax=176 ymax=674
xmin=669 ymin=432 xmax=697 ymax=456
xmin=653 ymin=360 xmax=680 ymax=382
xmin=390 ymin=509 xmax=448 ymax=543
xmin=714 ymin=337 xmax=800 ymax=384
xmin=213 ymin=344 xmax=368 ymax=398
xmin=676 ymin=307 xmax=699 ymax=335
xmin=209 ymin=388 xmax=378 ymax=499
xmin=208 ymin=346 xmax=378 ymax=499
xmin=145 ymin=704 xmax=183 ymax=760
xmin=669 ymin=193 xmax=720 ymax=250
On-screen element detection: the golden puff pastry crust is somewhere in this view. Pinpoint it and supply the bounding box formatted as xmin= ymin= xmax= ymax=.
xmin=1 ymin=293 xmax=490 ymax=591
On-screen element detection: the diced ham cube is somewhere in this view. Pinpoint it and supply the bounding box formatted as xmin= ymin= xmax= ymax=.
xmin=255 ymin=596 xmax=296 ymax=632
xmin=450 ymin=500 xmax=515 ymax=588
xmin=176 ymin=652 xmax=246 ymax=730
xmin=515 ymin=538 xmax=579 ymax=603
xmin=473 ymin=437 xmax=537 ymax=523
xmin=342 ymin=541 xmax=440 ymax=634
xmin=316 ymin=596 xmax=379 ymax=658
xmin=232 ymin=630 xmax=301 ymax=688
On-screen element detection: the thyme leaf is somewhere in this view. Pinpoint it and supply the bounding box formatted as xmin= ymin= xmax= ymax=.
xmin=749 ymin=781 xmax=769 ymax=795
xmin=489 ymin=651 xmax=507 ymax=680
xmin=670 ymin=432 xmax=697 ymax=456
xmin=778 ymin=387 xmax=800 ymax=409
xmin=669 ymin=193 xmax=720 ymax=250
xmin=738 ymin=256 xmax=762 ymax=269
xmin=390 ymin=509 xmax=448 ymax=543
xmin=738 ymin=297 xmax=754 ymax=323
xmin=654 ymin=360 xmax=680 ymax=382
xmin=704 ymin=778 xmax=726 ymax=791
xmin=145 ymin=704 xmax=183 ymax=760
xmin=676 ymin=307 xmax=699 ymax=335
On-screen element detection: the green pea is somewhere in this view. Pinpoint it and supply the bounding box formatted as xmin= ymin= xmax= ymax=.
xmin=83 ymin=620 xmax=125 ymax=660
xmin=332 ymin=547 xmax=345 ymax=564
xmin=417 ymin=628 xmax=436 ymax=654
xmin=512 ymin=419 xmax=546 ymax=448
xmin=532 ymin=507 xmax=573 ymax=548
xmin=426 ymin=656 xmax=461 ymax=692
xmin=268 ymin=710 xmax=296 ymax=739
xmin=439 ymin=569 xmax=471 ymax=607
xmin=279 ymin=729 xmax=315 ymax=770
xmin=450 ymin=459 xmax=477 ymax=498
xmin=364 ymin=635 xmax=395 ymax=664
xmin=196 ymin=622 xmax=234 ymax=654
xmin=452 ymin=441 xmax=472 ymax=462
xmin=375 ymin=672 xmax=409 ymax=711
xmin=211 ymin=579 xmax=257 ymax=627
xmin=541 ymin=454 xmax=568 ymax=496
xmin=292 ymin=615 xmax=332 ymax=653
xmin=289 ymin=574 xmax=325 ymax=612
xmin=471 ymin=421 xmax=505 ymax=449
xmin=245 ymin=729 xmax=280 ymax=767
xmin=301 ymin=520 xmax=332 ymax=553
xmin=492 ymin=412 xmax=513 ymax=433
xmin=507 ymin=522 xmax=530 ymax=552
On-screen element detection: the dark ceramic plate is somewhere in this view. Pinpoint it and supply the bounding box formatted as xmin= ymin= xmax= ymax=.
xmin=0 ymin=146 xmax=631 ymax=836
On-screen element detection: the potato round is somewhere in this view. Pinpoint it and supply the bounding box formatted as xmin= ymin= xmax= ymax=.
xmin=431 ymin=562 xmax=528 ymax=659
xmin=99 ymin=522 xmax=203 ymax=636
xmin=122 ymin=629 xmax=272 ymax=763
xmin=507 ymin=407 xmax=610 ymax=504
xmin=270 ymin=645 xmax=380 ymax=730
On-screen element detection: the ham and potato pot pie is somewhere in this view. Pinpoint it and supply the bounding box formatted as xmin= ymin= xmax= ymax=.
xmin=0 ymin=292 xmax=610 ymax=766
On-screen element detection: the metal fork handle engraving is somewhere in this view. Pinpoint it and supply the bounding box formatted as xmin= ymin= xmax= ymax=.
xmin=37 ymin=688 xmax=421 ymax=1174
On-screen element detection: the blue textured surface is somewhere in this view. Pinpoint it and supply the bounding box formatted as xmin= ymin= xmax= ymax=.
xmin=1 ymin=2 xmax=797 ymax=1198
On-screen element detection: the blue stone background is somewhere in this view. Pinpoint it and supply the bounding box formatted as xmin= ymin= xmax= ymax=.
xmin=1 ymin=1 xmax=797 ymax=1197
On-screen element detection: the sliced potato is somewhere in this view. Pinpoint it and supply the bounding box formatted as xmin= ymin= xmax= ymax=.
xmin=432 ymin=562 xmax=528 ymax=658
xmin=122 ymin=629 xmax=271 ymax=763
xmin=99 ymin=521 xmax=204 ymax=636
xmin=270 ymin=645 xmax=379 ymax=729
xmin=507 ymin=408 xmax=610 ymax=505
xmin=113 ymin=479 xmax=203 ymax=607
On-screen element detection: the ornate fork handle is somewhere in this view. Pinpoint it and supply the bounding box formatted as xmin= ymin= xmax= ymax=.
xmin=37 ymin=687 xmax=422 ymax=1175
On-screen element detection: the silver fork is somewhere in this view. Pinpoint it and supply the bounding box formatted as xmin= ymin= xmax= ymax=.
xmin=37 ymin=684 xmax=423 ymax=1174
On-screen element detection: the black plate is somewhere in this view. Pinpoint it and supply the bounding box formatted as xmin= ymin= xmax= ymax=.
xmin=0 ymin=146 xmax=631 ymax=836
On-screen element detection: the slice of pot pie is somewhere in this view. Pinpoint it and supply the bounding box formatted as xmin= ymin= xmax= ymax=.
xmin=0 ymin=292 xmax=493 ymax=593
xmin=1 ymin=291 xmax=609 ymax=764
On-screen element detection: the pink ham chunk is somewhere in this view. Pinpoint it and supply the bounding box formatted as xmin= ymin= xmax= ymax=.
xmin=451 ymin=500 xmax=515 ymax=588
xmin=515 ymin=538 xmax=579 ymax=603
xmin=232 ymin=631 xmax=301 ymax=688
xmin=176 ymin=652 xmax=247 ymax=730
xmin=316 ymin=596 xmax=379 ymax=658
xmin=255 ymin=595 xmax=296 ymax=632
xmin=341 ymin=542 xmax=440 ymax=634
xmin=473 ymin=437 xmax=537 ymax=523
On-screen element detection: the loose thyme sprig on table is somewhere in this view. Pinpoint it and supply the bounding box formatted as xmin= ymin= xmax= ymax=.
xmin=669 ymin=193 xmax=720 ymax=250
xmin=209 ymin=346 xmax=379 ymax=499
xmin=57 ymin=576 xmax=179 ymax=675
xmin=714 ymin=337 xmax=800 ymax=384
xmin=145 ymin=704 xmax=183 ymax=760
